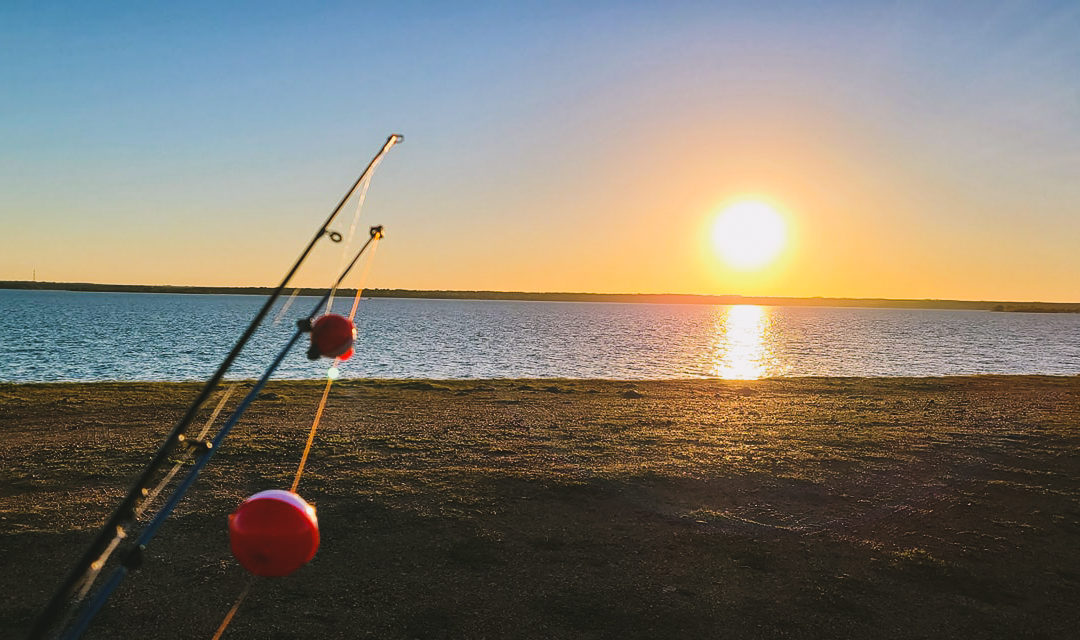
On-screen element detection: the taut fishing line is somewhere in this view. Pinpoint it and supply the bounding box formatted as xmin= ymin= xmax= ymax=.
xmin=60 ymin=227 xmax=386 ymax=640
xmin=294 ymin=234 xmax=382 ymax=494
xmin=326 ymin=163 xmax=381 ymax=314
xmin=211 ymin=233 xmax=383 ymax=639
xmin=71 ymin=383 xmax=240 ymax=603
xmin=30 ymin=134 xmax=402 ymax=640
xmin=275 ymin=148 xmax=384 ymax=324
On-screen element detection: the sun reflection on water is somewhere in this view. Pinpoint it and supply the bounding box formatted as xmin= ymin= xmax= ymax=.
xmin=711 ymin=305 xmax=771 ymax=379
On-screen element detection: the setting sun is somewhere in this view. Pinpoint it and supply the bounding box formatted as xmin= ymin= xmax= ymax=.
xmin=711 ymin=200 xmax=788 ymax=270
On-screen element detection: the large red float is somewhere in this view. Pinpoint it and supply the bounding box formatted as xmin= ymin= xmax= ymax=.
xmin=228 ymin=490 xmax=320 ymax=577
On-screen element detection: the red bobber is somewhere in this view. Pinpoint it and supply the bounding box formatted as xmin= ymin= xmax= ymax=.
xmin=308 ymin=313 xmax=356 ymax=359
xmin=229 ymin=490 xmax=319 ymax=577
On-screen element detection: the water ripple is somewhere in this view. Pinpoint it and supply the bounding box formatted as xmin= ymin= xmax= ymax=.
xmin=1 ymin=290 xmax=1078 ymax=382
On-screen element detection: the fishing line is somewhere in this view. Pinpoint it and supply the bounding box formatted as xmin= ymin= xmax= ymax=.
xmin=290 ymin=377 xmax=335 ymax=494
xmin=213 ymin=231 xmax=382 ymax=639
xmin=63 ymin=329 xmax=308 ymax=640
xmin=73 ymin=529 xmax=124 ymax=601
xmin=326 ymin=146 xmax=387 ymax=313
xmin=347 ymin=239 xmax=380 ymax=321
xmin=294 ymin=231 xmax=382 ymax=493
xmin=72 ymin=349 xmax=244 ymax=604
xmin=326 ymin=177 xmax=371 ymax=313
xmin=32 ymin=134 xmax=403 ymax=640
xmin=80 ymin=381 xmax=245 ymax=600
xmin=210 ymin=577 xmax=254 ymax=640
xmin=138 ymin=384 xmax=240 ymax=517
xmin=272 ymin=289 xmax=303 ymax=325
xmin=61 ymin=228 xmax=386 ymax=640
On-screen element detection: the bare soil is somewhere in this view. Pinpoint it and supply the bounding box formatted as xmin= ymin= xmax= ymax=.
xmin=1 ymin=377 xmax=1079 ymax=639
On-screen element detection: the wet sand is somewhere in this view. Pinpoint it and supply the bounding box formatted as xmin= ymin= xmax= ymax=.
xmin=1 ymin=377 xmax=1079 ymax=638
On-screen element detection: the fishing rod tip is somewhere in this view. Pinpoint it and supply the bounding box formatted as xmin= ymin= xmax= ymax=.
xmin=388 ymin=133 xmax=404 ymax=144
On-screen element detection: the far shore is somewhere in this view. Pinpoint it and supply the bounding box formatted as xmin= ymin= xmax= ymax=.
xmin=2 ymin=377 xmax=1078 ymax=638
xmin=3 ymin=280 xmax=1079 ymax=313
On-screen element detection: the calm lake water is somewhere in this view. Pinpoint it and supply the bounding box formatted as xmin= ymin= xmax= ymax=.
xmin=0 ymin=289 xmax=1078 ymax=382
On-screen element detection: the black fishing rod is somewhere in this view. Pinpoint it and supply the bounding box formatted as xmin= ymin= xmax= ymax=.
xmin=60 ymin=227 xmax=385 ymax=640
xmin=29 ymin=135 xmax=402 ymax=640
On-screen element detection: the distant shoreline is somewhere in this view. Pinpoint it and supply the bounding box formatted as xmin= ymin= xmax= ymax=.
xmin=2 ymin=280 xmax=1078 ymax=313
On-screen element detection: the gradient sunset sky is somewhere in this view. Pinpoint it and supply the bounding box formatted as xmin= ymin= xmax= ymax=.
xmin=2 ymin=2 xmax=1078 ymax=301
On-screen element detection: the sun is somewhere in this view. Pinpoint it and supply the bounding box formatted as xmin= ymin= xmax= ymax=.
xmin=711 ymin=200 xmax=787 ymax=270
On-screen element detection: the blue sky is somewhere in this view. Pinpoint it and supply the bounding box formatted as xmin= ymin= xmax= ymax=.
xmin=2 ymin=1 xmax=1078 ymax=300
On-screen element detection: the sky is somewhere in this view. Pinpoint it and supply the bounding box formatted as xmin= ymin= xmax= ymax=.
xmin=1 ymin=1 xmax=1078 ymax=301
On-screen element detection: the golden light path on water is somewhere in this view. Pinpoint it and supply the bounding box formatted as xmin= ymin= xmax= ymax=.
xmin=710 ymin=305 xmax=773 ymax=379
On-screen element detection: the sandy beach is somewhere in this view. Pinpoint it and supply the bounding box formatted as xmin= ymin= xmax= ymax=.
xmin=2 ymin=377 xmax=1079 ymax=638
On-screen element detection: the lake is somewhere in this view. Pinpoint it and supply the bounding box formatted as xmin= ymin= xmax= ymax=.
xmin=0 ymin=289 xmax=1078 ymax=382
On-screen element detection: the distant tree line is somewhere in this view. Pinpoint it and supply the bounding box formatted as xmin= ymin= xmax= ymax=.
xmin=2 ymin=281 xmax=1078 ymax=313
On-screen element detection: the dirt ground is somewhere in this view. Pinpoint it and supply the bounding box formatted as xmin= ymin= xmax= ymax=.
xmin=1 ymin=377 xmax=1078 ymax=639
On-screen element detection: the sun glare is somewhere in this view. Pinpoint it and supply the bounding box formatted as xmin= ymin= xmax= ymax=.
xmin=711 ymin=200 xmax=787 ymax=270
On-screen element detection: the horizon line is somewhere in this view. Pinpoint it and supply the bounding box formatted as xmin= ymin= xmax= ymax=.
xmin=2 ymin=280 xmax=1079 ymax=312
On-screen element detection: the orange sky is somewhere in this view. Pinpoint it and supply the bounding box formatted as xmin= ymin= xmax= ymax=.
xmin=2 ymin=3 xmax=1078 ymax=302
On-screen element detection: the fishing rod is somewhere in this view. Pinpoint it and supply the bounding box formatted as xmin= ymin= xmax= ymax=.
xmin=207 ymin=237 xmax=384 ymax=640
xmin=59 ymin=227 xmax=386 ymax=640
xmin=29 ymin=135 xmax=402 ymax=640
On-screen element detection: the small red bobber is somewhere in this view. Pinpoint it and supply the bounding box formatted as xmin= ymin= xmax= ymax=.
xmin=229 ymin=490 xmax=319 ymax=577
xmin=307 ymin=313 xmax=356 ymax=360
